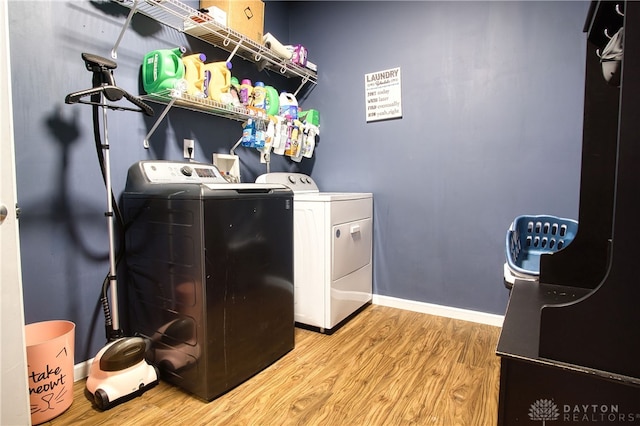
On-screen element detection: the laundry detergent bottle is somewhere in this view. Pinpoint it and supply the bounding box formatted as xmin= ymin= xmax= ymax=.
xmin=239 ymin=79 xmax=253 ymax=106
xmin=252 ymin=81 xmax=266 ymax=111
xmin=279 ymin=92 xmax=298 ymax=119
xmin=204 ymin=61 xmax=232 ymax=103
xmin=264 ymin=85 xmax=279 ymax=116
xmin=182 ymin=53 xmax=207 ymax=97
xmin=142 ymin=46 xmax=187 ymax=94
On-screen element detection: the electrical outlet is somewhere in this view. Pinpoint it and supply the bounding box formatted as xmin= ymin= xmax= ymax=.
xmin=184 ymin=139 xmax=194 ymax=159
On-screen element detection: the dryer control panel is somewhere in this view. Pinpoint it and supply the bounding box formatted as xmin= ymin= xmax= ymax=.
xmin=256 ymin=172 xmax=319 ymax=193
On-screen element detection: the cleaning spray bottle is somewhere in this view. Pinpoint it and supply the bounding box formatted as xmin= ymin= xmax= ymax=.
xmin=142 ymin=46 xmax=187 ymax=94
xmin=204 ymin=61 xmax=232 ymax=103
xmin=272 ymin=116 xmax=286 ymax=156
xmin=254 ymin=119 xmax=266 ymax=149
xmin=182 ymin=53 xmax=207 ymax=98
xmin=262 ymin=117 xmax=276 ymax=153
xmin=242 ymin=118 xmax=256 ymax=147
xmin=299 ymin=110 xmax=319 ymax=158
xmin=302 ymin=123 xmax=319 ymax=158
xmin=271 ymin=115 xmax=284 ymax=155
xmin=282 ymin=115 xmax=294 ymax=155
xmin=285 ymin=119 xmax=303 ymax=157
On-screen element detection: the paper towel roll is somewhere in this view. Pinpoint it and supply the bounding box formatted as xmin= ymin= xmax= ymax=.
xmin=263 ymin=33 xmax=293 ymax=60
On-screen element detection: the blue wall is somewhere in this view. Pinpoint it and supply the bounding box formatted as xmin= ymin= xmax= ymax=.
xmin=9 ymin=0 xmax=588 ymax=363
xmin=289 ymin=0 xmax=588 ymax=313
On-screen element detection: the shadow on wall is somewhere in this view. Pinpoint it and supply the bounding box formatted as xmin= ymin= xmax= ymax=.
xmin=16 ymin=106 xmax=111 ymax=360
xmin=89 ymin=0 xmax=164 ymax=36
xmin=45 ymin=106 xmax=109 ymax=263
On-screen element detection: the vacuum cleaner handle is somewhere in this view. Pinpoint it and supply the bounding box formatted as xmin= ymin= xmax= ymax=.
xmin=99 ymin=337 xmax=147 ymax=372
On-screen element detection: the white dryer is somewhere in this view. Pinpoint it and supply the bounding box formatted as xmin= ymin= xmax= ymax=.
xmin=256 ymin=173 xmax=373 ymax=333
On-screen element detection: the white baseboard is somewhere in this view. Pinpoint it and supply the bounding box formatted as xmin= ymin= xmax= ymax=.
xmin=372 ymin=294 xmax=504 ymax=327
xmin=74 ymin=358 xmax=92 ymax=382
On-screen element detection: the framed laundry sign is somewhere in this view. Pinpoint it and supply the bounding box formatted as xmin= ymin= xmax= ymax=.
xmin=364 ymin=67 xmax=402 ymax=122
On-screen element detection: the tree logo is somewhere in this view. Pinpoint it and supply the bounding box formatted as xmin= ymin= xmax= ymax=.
xmin=529 ymin=399 xmax=560 ymax=425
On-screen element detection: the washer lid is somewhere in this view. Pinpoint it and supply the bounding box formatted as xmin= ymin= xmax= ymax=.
xmin=203 ymin=183 xmax=289 ymax=192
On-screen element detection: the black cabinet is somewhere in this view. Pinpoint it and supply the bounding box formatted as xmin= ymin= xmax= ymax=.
xmin=497 ymin=2 xmax=640 ymax=424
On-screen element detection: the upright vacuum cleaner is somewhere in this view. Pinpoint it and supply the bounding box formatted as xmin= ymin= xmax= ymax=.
xmin=65 ymin=53 xmax=158 ymax=410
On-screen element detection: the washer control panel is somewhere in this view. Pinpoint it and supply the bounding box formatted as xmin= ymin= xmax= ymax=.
xmin=141 ymin=161 xmax=227 ymax=184
xmin=256 ymin=172 xmax=319 ymax=193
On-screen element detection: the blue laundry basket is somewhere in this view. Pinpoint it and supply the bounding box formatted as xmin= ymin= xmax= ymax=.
xmin=504 ymin=215 xmax=578 ymax=288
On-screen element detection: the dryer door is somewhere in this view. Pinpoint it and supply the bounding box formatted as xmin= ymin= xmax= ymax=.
xmin=332 ymin=217 xmax=372 ymax=281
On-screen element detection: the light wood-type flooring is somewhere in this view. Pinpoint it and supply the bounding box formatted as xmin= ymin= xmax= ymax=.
xmin=45 ymin=305 xmax=502 ymax=426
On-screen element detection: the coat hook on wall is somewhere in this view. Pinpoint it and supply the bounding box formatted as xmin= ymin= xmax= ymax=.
xmin=604 ymin=28 xmax=613 ymax=39
xmin=615 ymin=3 xmax=624 ymax=17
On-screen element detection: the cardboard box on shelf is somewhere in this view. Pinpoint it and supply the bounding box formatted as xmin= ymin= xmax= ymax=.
xmin=200 ymin=0 xmax=265 ymax=44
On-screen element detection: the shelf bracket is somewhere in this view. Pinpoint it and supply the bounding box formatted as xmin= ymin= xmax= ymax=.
xmin=143 ymin=95 xmax=177 ymax=148
xmin=264 ymin=152 xmax=271 ymax=174
xmin=111 ymin=0 xmax=139 ymax=59
xmin=293 ymin=75 xmax=310 ymax=98
xmin=225 ymin=41 xmax=241 ymax=63
xmin=230 ymin=137 xmax=243 ymax=156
